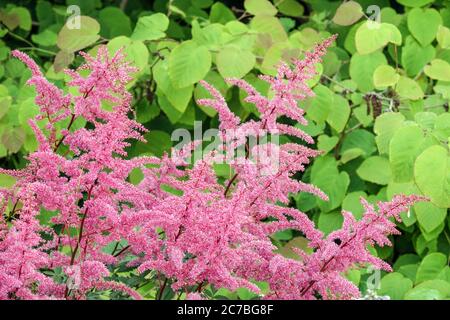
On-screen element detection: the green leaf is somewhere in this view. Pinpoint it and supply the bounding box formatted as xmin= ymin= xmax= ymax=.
xmin=373 ymin=65 xmax=400 ymax=89
xmin=424 ymin=59 xmax=450 ymax=81
xmin=0 ymin=173 xmax=16 ymax=188
xmin=350 ymin=51 xmax=387 ymax=92
xmin=434 ymin=113 xmax=450 ymax=141
xmin=379 ymin=272 xmax=413 ymax=300
xmin=1 ymin=127 xmax=25 ymax=153
xmin=276 ymin=0 xmax=304 ymax=18
xmin=305 ymin=84 xmax=332 ymax=123
xmin=157 ymin=92 xmax=184 ymax=124
xmin=401 ymin=36 xmax=435 ymax=77
xmin=332 ymin=1 xmax=363 ymax=26
xmin=18 ymin=98 xmax=38 ymax=129
xmin=415 ymin=202 xmax=447 ymax=233
xmin=397 ymin=0 xmax=434 ymax=7
xmin=341 ymin=129 xmax=377 ymax=157
xmin=153 ymin=60 xmax=192 ymax=113
xmin=340 ymin=148 xmax=366 ymax=164
xmin=311 ymin=156 xmax=350 ymax=213
xmin=389 ymin=125 xmax=425 ymax=183
xmin=216 ymin=46 xmax=255 ymax=79
xmin=192 ymin=22 xmax=231 ymax=51
xmin=98 ymin=6 xmax=132 ymax=38
xmin=7 ymin=7 xmax=31 ymax=31
xmin=225 ymin=21 xmax=248 ymax=36
xmin=413 ymin=280 xmax=450 ymax=298
xmin=31 ymin=29 xmax=57 ymax=47
xmin=355 ymin=21 xmax=402 ymax=55
xmin=244 ymin=0 xmax=277 ymax=16
xmin=437 ymin=25 xmax=450 ymax=49
xmin=289 ymin=27 xmax=321 ymax=50
xmin=318 ymin=211 xmax=343 ymax=235
xmin=317 ymin=135 xmax=338 ymax=154
xmin=415 ymin=253 xmax=448 ymax=284
xmin=5 ymin=59 xmax=25 ymax=78
xmin=404 ymin=287 xmax=445 ymax=300
xmin=395 ymin=76 xmax=424 ymax=100
xmin=374 ymin=112 xmax=405 ymax=154
xmin=57 ymin=16 xmax=100 ymax=52
xmin=0 ymin=96 xmax=11 ymax=120
xmin=398 ymin=264 xmax=420 ymax=283
xmin=250 ymin=15 xmax=287 ymax=43
xmin=353 ymin=105 xmax=373 ymax=128
xmin=295 ymin=191 xmax=317 ymax=212
xmin=407 ymin=8 xmax=442 ymax=46
xmin=236 ymin=287 xmax=258 ymax=300
xmin=136 ymin=100 xmax=160 ymax=124
xmin=210 ymin=2 xmax=236 ymax=24
xmin=131 ymin=13 xmax=169 ymax=41
xmin=192 ymin=0 xmax=213 ymax=9
xmin=394 ymin=254 xmax=421 ymax=270
xmin=414 ymin=145 xmax=450 ymax=208
xmin=420 ymin=222 xmax=444 ymax=242
xmin=357 ymin=156 xmax=391 ymax=185
xmin=415 ymin=112 xmax=437 ymax=131
xmin=168 ymin=41 xmax=212 ymax=88
xmin=326 ymin=94 xmax=350 ymax=133
xmin=322 ymin=50 xmax=341 ymax=77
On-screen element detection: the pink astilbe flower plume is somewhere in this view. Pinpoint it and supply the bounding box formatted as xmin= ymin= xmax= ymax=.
xmin=0 ymin=37 xmax=425 ymax=300
xmin=0 ymin=47 xmax=147 ymax=299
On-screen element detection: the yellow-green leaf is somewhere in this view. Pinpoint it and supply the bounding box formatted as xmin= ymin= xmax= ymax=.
xmin=57 ymin=16 xmax=100 ymax=52
xmin=395 ymin=76 xmax=424 ymax=100
xmin=424 ymin=59 xmax=450 ymax=81
xmin=373 ymin=65 xmax=400 ymax=88
xmin=332 ymin=1 xmax=363 ymax=26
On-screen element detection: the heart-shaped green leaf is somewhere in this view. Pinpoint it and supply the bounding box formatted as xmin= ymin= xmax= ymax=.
xmin=414 ymin=145 xmax=450 ymax=208
xmin=216 ymin=46 xmax=255 ymax=79
xmin=397 ymin=0 xmax=434 ymax=7
xmin=244 ymin=0 xmax=277 ymax=16
xmin=332 ymin=1 xmax=363 ymax=26
xmin=437 ymin=25 xmax=450 ymax=49
xmin=317 ymin=135 xmax=339 ymax=154
xmin=357 ymin=156 xmax=392 ymax=185
xmin=415 ymin=202 xmax=447 ymax=233
xmin=373 ymin=65 xmax=400 ymax=88
xmin=355 ymin=21 xmax=402 ymax=54
xmin=424 ymin=59 xmax=450 ymax=81
xmin=168 ymin=40 xmax=212 ymax=88
xmin=401 ymin=36 xmax=436 ymax=77
xmin=395 ymin=76 xmax=424 ymax=100
xmin=350 ymin=51 xmax=387 ymax=92
xmin=57 ymin=16 xmax=100 ymax=52
xmin=407 ymin=8 xmax=442 ymax=46
xmin=131 ymin=13 xmax=169 ymax=41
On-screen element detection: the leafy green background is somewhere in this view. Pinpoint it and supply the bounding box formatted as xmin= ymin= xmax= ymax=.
xmin=0 ymin=0 xmax=448 ymax=300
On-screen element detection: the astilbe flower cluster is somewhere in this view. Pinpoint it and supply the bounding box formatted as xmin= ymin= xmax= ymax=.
xmin=0 ymin=38 xmax=424 ymax=300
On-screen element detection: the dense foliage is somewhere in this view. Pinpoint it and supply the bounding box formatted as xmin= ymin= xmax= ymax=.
xmin=0 ymin=0 xmax=449 ymax=300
